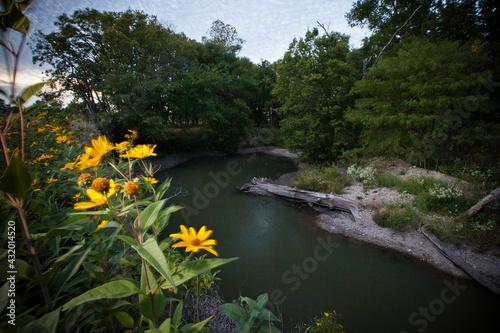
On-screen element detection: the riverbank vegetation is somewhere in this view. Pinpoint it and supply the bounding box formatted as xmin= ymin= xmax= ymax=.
xmin=1 ymin=0 xmax=499 ymax=331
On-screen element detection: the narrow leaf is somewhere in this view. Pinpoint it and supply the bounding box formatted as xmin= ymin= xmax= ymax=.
xmin=62 ymin=280 xmax=142 ymax=311
xmin=161 ymin=258 xmax=237 ymax=290
xmin=20 ymin=82 xmax=46 ymax=104
xmin=136 ymin=199 xmax=166 ymax=235
xmin=132 ymin=238 xmax=177 ymax=292
xmin=112 ymin=310 xmax=134 ymax=328
xmin=220 ymin=303 xmax=246 ymax=322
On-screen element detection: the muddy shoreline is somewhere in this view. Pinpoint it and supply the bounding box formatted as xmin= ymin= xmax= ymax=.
xmin=153 ymin=147 xmax=500 ymax=291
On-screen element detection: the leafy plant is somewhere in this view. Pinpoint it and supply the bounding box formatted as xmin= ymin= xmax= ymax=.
xmin=305 ymin=310 xmax=345 ymax=333
xmin=221 ymin=293 xmax=281 ymax=333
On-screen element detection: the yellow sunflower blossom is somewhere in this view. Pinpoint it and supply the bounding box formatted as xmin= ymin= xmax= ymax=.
xmin=96 ymin=220 xmax=109 ymax=229
xmin=74 ymin=188 xmax=114 ymax=210
xmin=36 ymin=154 xmax=53 ymax=161
xmin=73 ymin=193 xmax=82 ymax=201
xmin=169 ymin=225 xmax=219 ymax=256
xmin=119 ymin=144 xmax=157 ymax=159
xmin=83 ymin=135 xmax=114 ymax=160
xmin=56 ymin=135 xmax=69 ymax=143
xmin=145 ymin=177 xmax=158 ymax=184
xmin=31 ymin=179 xmax=37 ymax=186
xmin=115 ymin=141 xmax=131 ymax=148
xmin=46 ymin=178 xmax=58 ymax=184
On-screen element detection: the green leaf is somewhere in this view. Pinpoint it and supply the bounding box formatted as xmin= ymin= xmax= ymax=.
xmin=19 ymin=307 xmax=60 ymax=333
xmin=160 ymin=258 xmax=238 ymax=290
xmin=155 ymin=205 xmax=182 ymax=234
xmin=62 ymin=280 xmax=142 ymax=311
xmin=0 ymin=1 xmax=30 ymax=34
xmin=155 ymin=178 xmax=171 ymax=201
xmin=158 ymin=318 xmax=172 ymax=333
xmin=172 ymin=300 xmax=183 ymax=327
xmin=180 ymin=316 xmax=212 ymax=333
xmin=115 ymin=235 xmax=138 ymax=247
xmin=220 ymin=303 xmax=246 ymax=322
xmin=112 ymin=310 xmax=134 ymax=328
xmin=0 ymin=149 xmax=31 ymax=200
xmin=136 ymin=199 xmax=166 ymax=235
xmin=132 ymin=238 xmax=177 ymax=292
xmin=20 ymin=82 xmax=46 ymax=104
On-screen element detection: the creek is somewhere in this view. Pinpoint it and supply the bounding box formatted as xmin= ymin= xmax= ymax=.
xmin=157 ymin=153 xmax=499 ymax=332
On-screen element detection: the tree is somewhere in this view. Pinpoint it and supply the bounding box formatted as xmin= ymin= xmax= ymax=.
xmin=31 ymin=9 xmax=110 ymax=117
xmin=202 ymin=19 xmax=245 ymax=54
xmin=346 ymin=37 xmax=497 ymax=166
xmin=273 ymin=28 xmax=357 ymax=162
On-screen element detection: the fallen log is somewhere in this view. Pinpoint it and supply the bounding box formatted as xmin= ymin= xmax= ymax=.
xmin=420 ymin=228 xmax=500 ymax=296
xmin=239 ymin=178 xmax=361 ymax=222
xmin=462 ymin=186 xmax=500 ymax=217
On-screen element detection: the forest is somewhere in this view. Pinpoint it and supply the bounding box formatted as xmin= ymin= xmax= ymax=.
xmin=26 ymin=0 xmax=499 ymax=167
xmin=1 ymin=0 xmax=499 ymax=332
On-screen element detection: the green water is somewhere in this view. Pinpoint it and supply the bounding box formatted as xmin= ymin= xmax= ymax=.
xmin=158 ymin=153 xmax=500 ymax=332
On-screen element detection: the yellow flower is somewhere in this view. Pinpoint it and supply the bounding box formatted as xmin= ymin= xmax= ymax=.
xmin=46 ymin=178 xmax=58 ymax=184
xmin=31 ymin=179 xmax=37 ymax=186
xmin=339 ymin=324 xmax=343 ymax=329
xmin=124 ymin=129 xmax=138 ymax=140
xmin=115 ymin=141 xmax=131 ymax=148
xmin=119 ymin=144 xmax=157 ymax=159
xmin=169 ymin=225 xmax=219 ymax=256
xmin=96 ymin=220 xmax=109 ymax=229
xmin=317 ymin=323 xmax=322 ymax=326
xmin=37 ymin=154 xmax=53 ymax=161
xmin=83 ymin=135 xmax=114 ymax=160
xmin=56 ymin=135 xmax=69 ymax=143
xmin=74 ymin=188 xmax=113 ymax=210
xmin=124 ymin=182 xmax=139 ymax=195
xmin=324 ymin=312 xmax=329 ymax=317
xmin=145 ymin=177 xmax=158 ymax=184
xmin=73 ymin=193 xmax=82 ymax=201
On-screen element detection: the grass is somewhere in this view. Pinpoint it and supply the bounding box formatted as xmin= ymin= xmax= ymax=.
xmin=294 ymin=165 xmax=348 ymax=194
xmin=374 ymin=171 xmax=499 ymax=248
xmin=373 ymin=203 xmax=420 ymax=232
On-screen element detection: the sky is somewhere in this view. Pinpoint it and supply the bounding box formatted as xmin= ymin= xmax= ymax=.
xmin=1 ymin=0 xmax=370 ymax=95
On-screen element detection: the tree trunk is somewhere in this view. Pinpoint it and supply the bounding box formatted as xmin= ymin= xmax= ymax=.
xmin=239 ymin=178 xmax=361 ymax=222
xmin=463 ymin=186 xmax=500 ymax=217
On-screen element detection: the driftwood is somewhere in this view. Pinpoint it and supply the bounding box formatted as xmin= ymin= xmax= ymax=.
xmin=463 ymin=186 xmax=500 ymax=217
xmin=421 ymin=228 xmax=500 ymax=296
xmin=239 ymin=178 xmax=361 ymax=222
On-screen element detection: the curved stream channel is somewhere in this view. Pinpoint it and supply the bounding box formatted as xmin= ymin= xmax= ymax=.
xmin=158 ymin=153 xmax=499 ymax=332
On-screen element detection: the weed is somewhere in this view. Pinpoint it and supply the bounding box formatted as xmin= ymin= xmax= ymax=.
xmin=295 ymin=165 xmax=348 ymax=194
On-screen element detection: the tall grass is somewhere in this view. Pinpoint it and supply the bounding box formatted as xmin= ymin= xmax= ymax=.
xmin=295 ymin=165 xmax=348 ymax=194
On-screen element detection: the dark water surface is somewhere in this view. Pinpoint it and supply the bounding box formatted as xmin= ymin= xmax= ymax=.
xmin=158 ymin=153 xmax=500 ymax=333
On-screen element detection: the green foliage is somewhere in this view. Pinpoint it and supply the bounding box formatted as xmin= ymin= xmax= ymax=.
xmin=295 ymin=165 xmax=348 ymax=194
xmin=220 ymin=293 xmax=281 ymax=333
xmin=347 ymin=37 xmax=497 ymax=165
xmin=373 ymin=204 xmax=420 ymax=232
xmin=305 ymin=310 xmax=345 ymax=333
xmin=273 ymin=28 xmax=357 ymax=162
